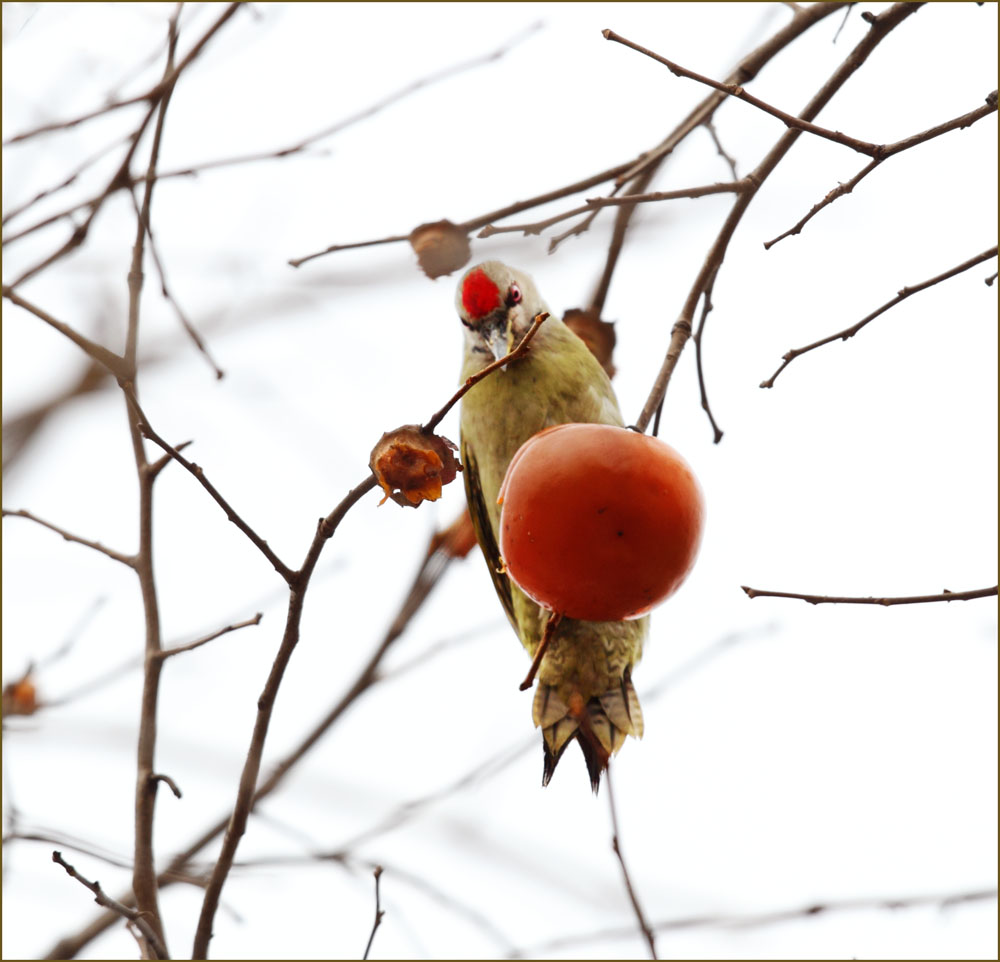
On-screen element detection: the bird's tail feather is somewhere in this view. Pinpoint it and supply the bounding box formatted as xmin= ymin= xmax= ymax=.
xmin=533 ymin=668 xmax=643 ymax=792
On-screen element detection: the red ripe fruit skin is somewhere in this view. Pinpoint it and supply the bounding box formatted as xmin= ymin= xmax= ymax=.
xmin=498 ymin=423 xmax=704 ymax=621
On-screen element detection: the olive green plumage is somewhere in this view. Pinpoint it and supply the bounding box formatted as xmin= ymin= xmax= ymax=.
xmin=456 ymin=261 xmax=646 ymax=790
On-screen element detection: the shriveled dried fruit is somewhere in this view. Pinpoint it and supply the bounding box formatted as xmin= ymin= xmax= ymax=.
xmin=3 ymin=674 xmax=38 ymax=716
xmin=563 ymin=308 xmax=617 ymax=379
xmin=409 ymin=219 xmax=471 ymax=279
xmin=370 ymin=425 xmax=461 ymax=508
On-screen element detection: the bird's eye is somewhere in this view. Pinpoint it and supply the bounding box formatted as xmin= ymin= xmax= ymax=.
xmin=508 ymin=283 xmax=522 ymax=305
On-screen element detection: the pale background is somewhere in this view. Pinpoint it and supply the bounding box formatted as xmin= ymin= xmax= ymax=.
xmin=2 ymin=3 xmax=997 ymax=959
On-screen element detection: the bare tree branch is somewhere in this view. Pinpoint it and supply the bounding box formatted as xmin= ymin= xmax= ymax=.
xmin=129 ymin=187 xmax=225 ymax=379
xmin=121 ymin=12 xmax=185 ymax=950
xmin=586 ymin=2 xmax=847 ymax=315
xmin=43 ymin=514 xmax=462 ymax=957
xmin=603 ymin=29 xmax=888 ymax=157
xmin=691 ymin=263 xmax=724 ymax=443
xmin=760 ymin=245 xmax=998 ymax=387
xmin=606 ymin=766 xmax=658 ymax=959
xmin=741 ymin=585 xmax=998 ymax=606
xmin=122 ymin=385 xmax=296 ymax=582
xmin=507 ymin=887 xmax=998 ymax=958
xmin=1 ymin=286 xmax=128 ymax=379
xmin=153 ymin=613 xmax=264 ymax=660
xmin=191 ymin=473 xmax=378 ymax=958
xmin=633 ymin=2 xmax=924 ymax=435
xmin=3 ymin=4 xmax=242 ymax=146
xmin=362 ymin=866 xmax=385 ymax=960
xmin=51 ymin=852 xmax=168 ymax=961
xmin=1 ymin=508 xmax=136 ymax=567
xmin=765 ymin=90 xmax=997 ymax=248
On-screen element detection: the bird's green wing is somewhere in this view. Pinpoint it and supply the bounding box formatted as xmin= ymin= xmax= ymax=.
xmin=461 ymin=437 xmax=515 ymax=630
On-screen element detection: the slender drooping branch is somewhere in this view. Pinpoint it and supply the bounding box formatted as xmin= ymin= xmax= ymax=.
xmin=606 ymin=766 xmax=658 ymax=959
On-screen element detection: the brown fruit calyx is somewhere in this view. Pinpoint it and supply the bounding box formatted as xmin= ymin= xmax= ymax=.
xmin=370 ymin=425 xmax=461 ymax=508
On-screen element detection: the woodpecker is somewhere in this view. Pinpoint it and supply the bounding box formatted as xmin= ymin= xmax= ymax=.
xmin=457 ymin=261 xmax=647 ymax=790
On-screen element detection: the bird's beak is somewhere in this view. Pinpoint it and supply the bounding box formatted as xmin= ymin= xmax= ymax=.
xmin=482 ymin=314 xmax=515 ymax=366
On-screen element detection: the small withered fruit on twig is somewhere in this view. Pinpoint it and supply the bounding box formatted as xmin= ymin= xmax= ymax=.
xmin=409 ymin=219 xmax=471 ymax=279
xmin=3 ymin=670 xmax=39 ymax=716
xmin=370 ymin=425 xmax=461 ymax=508
xmin=563 ymin=308 xmax=617 ymax=379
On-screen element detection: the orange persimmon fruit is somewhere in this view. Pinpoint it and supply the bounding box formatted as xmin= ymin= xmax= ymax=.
xmin=498 ymin=423 xmax=704 ymax=621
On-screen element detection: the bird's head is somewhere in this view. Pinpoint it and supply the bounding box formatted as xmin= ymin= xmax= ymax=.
xmin=456 ymin=261 xmax=548 ymax=365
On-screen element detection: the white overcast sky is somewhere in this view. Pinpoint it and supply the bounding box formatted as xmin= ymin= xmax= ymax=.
xmin=2 ymin=3 xmax=997 ymax=960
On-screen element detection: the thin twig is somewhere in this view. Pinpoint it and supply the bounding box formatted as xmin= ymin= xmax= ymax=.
xmin=154 ymin=613 xmax=263 ymax=660
xmin=191 ymin=473 xmax=379 ymax=959
xmin=3 ymin=4 xmax=242 ymax=146
xmin=588 ymin=2 xmax=847 ymax=317
xmin=507 ymin=887 xmax=998 ymax=958
xmin=760 ymin=246 xmax=998 ymax=387
xmin=741 ymin=585 xmax=998 ymax=606
xmin=690 ymin=264 xmax=724 ymax=443
xmin=606 ymin=766 xmax=658 ymax=959
xmin=832 ymin=4 xmax=853 ymax=43
xmin=603 ymin=29 xmax=884 ymax=157
xmin=1 ymin=509 xmax=136 ymax=567
xmin=423 ymin=312 xmax=548 ymax=432
xmin=607 ymin=3 xmax=849 ymax=190
xmin=703 ymin=119 xmax=739 ymax=178
xmin=477 ymin=203 xmax=593 ymax=239
xmin=587 ymin=181 xmax=747 ymax=209
xmin=362 ymin=866 xmax=386 ymax=960
xmin=45 ymin=594 xmax=733 ymax=959
xmin=8 ymin=19 xmax=545 ymax=243
xmin=633 ymin=2 xmax=923 ymax=434
xmin=43 ymin=483 xmax=468 ymax=958
xmin=1 ymin=286 xmax=128 ymax=378
xmin=150 ymin=774 xmax=183 ymax=799
xmin=1 ymin=133 xmax=131 ymax=227
xmin=129 ymin=187 xmax=225 ymax=378
xmin=37 ymin=597 xmax=109 ymax=669
xmin=122 ymin=385 xmax=295 ymax=582
xmin=3 ymin=6 xmax=241 ymax=288
xmin=765 ymin=91 xmax=998 ymax=248
xmin=51 ymin=852 xmax=168 ymax=961
xmin=290 ymin=160 xmax=638 ymax=267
